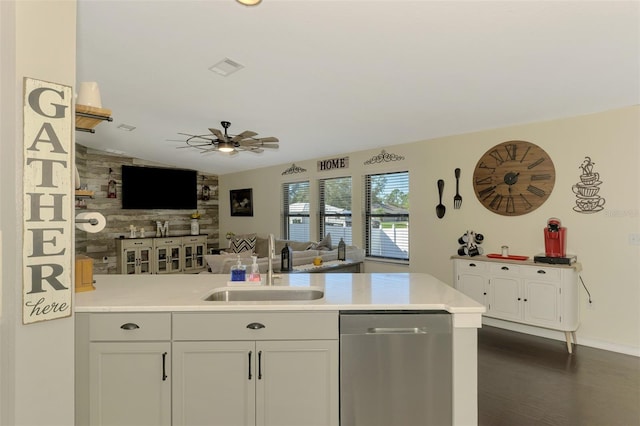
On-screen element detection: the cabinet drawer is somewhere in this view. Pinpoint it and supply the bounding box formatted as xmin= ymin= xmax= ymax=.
xmin=182 ymin=236 xmax=205 ymax=244
xmin=455 ymin=259 xmax=487 ymax=272
xmin=173 ymin=311 xmax=338 ymax=341
xmin=490 ymin=263 xmax=521 ymax=276
xmin=89 ymin=313 xmax=171 ymax=341
xmin=155 ymin=238 xmax=182 ymax=246
xmin=523 ymin=265 xmax=561 ymax=281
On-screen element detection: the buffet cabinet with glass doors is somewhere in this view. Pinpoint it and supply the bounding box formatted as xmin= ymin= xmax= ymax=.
xmin=452 ymin=256 xmax=581 ymax=353
xmin=116 ymin=235 xmax=207 ymax=275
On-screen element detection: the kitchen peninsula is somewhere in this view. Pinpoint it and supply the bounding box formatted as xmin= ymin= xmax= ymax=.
xmin=75 ymin=273 xmax=485 ymax=426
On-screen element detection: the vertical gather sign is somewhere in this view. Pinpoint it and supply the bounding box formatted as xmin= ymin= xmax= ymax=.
xmin=23 ymin=78 xmax=73 ymax=324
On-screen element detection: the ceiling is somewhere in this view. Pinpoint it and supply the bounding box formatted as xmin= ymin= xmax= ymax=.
xmin=76 ymin=0 xmax=639 ymax=175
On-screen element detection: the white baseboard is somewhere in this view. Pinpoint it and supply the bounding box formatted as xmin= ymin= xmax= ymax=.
xmin=482 ymin=318 xmax=640 ymax=357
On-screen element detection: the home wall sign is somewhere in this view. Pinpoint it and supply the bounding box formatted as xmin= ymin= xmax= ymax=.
xmin=317 ymin=156 xmax=349 ymax=172
xmin=22 ymin=77 xmax=73 ymax=324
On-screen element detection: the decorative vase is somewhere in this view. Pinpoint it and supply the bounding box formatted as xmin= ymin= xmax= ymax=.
xmin=190 ymin=219 xmax=200 ymax=236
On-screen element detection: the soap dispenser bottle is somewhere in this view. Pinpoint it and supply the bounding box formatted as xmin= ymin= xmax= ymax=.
xmin=230 ymin=255 xmax=246 ymax=281
xmin=281 ymin=243 xmax=293 ymax=271
xmin=248 ymin=255 xmax=261 ymax=282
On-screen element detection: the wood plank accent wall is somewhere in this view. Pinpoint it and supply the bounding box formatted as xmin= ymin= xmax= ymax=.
xmin=75 ymin=144 xmax=219 ymax=274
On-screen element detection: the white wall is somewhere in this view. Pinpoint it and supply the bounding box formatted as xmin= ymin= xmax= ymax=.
xmin=220 ymin=106 xmax=640 ymax=354
xmin=0 ymin=1 xmax=76 ymax=425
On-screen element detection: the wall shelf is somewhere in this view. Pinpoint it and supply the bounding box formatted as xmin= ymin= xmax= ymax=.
xmin=76 ymin=104 xmax=112 ymax=133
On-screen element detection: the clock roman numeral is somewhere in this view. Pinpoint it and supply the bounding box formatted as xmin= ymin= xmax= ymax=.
xmin=506 ymin=195 xmax=515 ymax=213
xmin=478 ymin=186 xmax=496 ymax=200
xmin=504 ymin=143 xmax=517 ymax=161
xmin=527 ymin=185 xmax=546 ymax=197
xmin=489 ymin=149 xmax=505 ymax=166
xmin=475 ymin=176 xmax=492 ymax=185
xmin=519 ymin=194 xmax=533 ymax=210
xmin=478 ymin=161 xmax=496 ymax=174
xmin=531 ymin=174 xmax=551 ymax=181
xmin=527 ymin=158 xmax=545 ymax=169
xmin=519 ymin=145 xmax=531 ymax=163
xmin=489 ymin=194 xmax=503 ymax=210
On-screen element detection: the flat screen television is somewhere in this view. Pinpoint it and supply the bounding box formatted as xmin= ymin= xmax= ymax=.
xmin=121 ymin=165 xmax=197 ymax=210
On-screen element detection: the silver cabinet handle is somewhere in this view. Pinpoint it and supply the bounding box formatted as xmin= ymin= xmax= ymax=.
xmin=367 ymin=327 xmax=428 ymax=334
xmin=246 ymin=322 xmax=265 ymax=330
xmin=120 ymin=323 xmax=140 ymax=330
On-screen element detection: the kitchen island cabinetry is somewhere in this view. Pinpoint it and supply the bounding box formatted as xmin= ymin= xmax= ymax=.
xmin=453 ymin=256 xmax=581 ymax=352
xmin=75 ymin=273 xmax=485 ymax=426
xmin=172 ymin=312 xmax=338 ymax=426
xmin=75 ymin=313 xmax=171 ymax=426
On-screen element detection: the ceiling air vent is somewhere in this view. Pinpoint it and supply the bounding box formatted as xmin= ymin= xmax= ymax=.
xmin=208 ymin=58 xmax=245 ymax=77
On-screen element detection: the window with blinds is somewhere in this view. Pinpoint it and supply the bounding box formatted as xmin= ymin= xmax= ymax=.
xmin=319 ymin=176 xmax=352 ymax=245
xmin=282 ymin=181 xmax=310 ymax=241
xmin=364 ymin=171 xmax=409 ymax=260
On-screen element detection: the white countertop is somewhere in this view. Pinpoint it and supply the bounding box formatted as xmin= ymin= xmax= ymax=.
xmin=75 ymin=273 xmax=485 ymax=319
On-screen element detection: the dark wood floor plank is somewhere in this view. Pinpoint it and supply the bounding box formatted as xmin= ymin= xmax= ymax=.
xmin=478 ymin=326 xmax=640 ymax=426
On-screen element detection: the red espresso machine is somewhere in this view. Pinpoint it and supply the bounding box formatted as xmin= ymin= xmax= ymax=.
xmin=535 ymin=218 xmax=576 ymax=264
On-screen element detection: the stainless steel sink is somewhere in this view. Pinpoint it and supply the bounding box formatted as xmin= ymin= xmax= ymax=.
xmin=204 ymin=286 xmax=324 ymax=302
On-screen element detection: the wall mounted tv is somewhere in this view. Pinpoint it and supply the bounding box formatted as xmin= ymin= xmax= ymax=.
xmin=121 ymin=165 xmax=197 ymax=210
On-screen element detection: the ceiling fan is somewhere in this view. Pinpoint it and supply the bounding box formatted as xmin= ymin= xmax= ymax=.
xmin=173 ymin=121 xmax=279 ymax=156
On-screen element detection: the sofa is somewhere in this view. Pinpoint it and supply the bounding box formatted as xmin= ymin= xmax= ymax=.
xmin=204 ymin=233 xmax=364 ymax=274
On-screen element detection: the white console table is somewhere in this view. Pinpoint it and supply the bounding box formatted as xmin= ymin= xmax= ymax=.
xmin=452 ymin=255 xmax=582 ymax=353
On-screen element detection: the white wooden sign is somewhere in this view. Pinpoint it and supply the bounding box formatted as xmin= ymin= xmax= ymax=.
xmin=22 ymin=77 xmax=73 ymax=324
xmin=317 ymin=156 xmax=349 ymax=172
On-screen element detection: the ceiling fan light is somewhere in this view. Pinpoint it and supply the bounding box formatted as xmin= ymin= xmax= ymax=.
xmin=218 ymin=141 xmax=235 ymax=152
xmin=236 ymin=0 xmax=261 ymax=6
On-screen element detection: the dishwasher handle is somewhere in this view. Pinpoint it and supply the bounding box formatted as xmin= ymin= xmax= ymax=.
xmin=366 ymin=327 xmax=428 ymax=334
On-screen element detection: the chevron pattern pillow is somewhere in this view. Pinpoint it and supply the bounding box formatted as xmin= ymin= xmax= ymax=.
xmin=230 ymin=234 xmax=257 ymax=254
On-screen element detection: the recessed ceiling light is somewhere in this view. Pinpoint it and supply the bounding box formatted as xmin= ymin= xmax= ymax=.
xmin=117 ymin=124 xmax=136 ymax=131
xmin=209 ymin=58 xmax=244 ymax=77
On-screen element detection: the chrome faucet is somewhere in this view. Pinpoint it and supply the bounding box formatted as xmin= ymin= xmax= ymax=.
xmin=266 ymin=233 xmax=275 ymax=286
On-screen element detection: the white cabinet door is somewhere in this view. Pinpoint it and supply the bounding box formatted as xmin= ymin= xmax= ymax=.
xmin=173 ymin=341 xmax=255 ymax=426
xmin=456 ymin=272 xmax=488 ymax=306
xmin=524 ymin=279 xmax=560 ymax=328
xmin=256 ymin=340 xmax=339 ymax=426
xmin=89 ymin=342 xmax=171 ymax=426
xmin=489 ymin=276 xmax=522 ymax=321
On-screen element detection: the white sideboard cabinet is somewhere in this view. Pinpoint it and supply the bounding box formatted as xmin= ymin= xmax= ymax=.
xmin=453 ymin=256 xmax=581 ymax=353
xmin=116 ymin=235 xmax=207 ymax=275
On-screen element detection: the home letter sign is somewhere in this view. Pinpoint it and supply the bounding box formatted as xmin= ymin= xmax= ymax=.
xmin=22 ymin=78 xmax=73 ymax=324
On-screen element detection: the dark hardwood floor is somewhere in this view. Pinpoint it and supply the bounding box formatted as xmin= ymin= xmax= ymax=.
xmin=478 ymin=326 xmax=640 ymax=426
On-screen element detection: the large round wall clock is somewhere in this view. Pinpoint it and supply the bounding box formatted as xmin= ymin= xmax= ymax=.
xmin=473 ymin=140 xmax=555 ymax=216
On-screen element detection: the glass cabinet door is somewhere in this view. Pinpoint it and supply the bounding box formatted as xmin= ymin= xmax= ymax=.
xmin=157 ymin=248 xmax=168 ymax=273
xmin=184 ymin=246 xmax=194 ymax=269
xmin=139 ymin=248 xmax=152 ymax=274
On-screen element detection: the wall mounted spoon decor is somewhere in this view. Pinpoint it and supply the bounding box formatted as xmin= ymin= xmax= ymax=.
xmin=436 ymin=179 xmax=446 ymax=218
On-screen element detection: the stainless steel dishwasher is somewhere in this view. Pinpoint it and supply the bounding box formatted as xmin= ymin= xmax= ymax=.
xmin=340 ymin=311 xmax=452 ymax=426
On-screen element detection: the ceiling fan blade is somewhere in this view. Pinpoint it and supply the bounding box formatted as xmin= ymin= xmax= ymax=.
xmin=208 ymin=128 xmax=224 ymax=139
xmin=259 ymin=143 xmax=279 ymax=149
xmin=200 ymin=146 xmax=220 ymax=153
xmin=177 ymin=144 xmax=209 ymax=149
xmin=255 ymin=136 xmax=279 ymax=143
xmin=231 ymin=130 xmax=258 ymax=142
xmin=247 ymin=148 xmax=264 ymax=154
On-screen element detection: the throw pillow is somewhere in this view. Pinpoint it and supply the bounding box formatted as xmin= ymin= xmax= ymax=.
xmin=230 ymin=234 xmax=257 ymax=254
xmin=315 ymin=233 xmax=332 ymax=251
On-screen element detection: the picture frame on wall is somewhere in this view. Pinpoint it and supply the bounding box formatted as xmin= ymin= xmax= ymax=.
xmin=230 ymin=188 xmax=253 ymax=216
